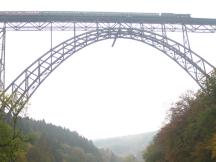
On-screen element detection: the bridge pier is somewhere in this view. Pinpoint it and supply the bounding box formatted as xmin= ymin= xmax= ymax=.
xmin=0 ymin=23 xmax=6 ymax=91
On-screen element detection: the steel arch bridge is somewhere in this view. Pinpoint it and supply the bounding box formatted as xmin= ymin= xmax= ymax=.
xmin=0 ymin=11 xmax=216 ymax=115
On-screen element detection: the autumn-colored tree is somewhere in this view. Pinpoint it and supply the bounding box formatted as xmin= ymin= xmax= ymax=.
xmin=143 ymin=71 xmax=216 ymax=162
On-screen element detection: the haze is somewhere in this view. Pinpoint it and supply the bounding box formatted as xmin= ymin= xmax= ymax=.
xmin=1 ymin=0 xmax=216 ymax=139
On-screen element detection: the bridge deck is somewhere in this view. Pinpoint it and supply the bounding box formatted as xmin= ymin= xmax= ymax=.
xmin=0 ymin=11 xmax=216 ymax=25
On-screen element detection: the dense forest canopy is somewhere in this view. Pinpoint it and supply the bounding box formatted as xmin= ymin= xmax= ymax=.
xmin=0 ymin=115 xmax=124 ymax=162
xmin=143 ymin=71 xmax=216 ymax=162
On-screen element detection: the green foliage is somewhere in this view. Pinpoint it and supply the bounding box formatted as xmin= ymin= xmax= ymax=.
xmin=205 ymin=71 xmax=216 ymax=99
xmin=100 ymin=148 xmax=122 ymax=162
xmin=143 ymin=72 xmax=216 ymax=162
xmin=122 ymin=154 xmax=139 ymax=162
xmin=0 ymin=91 xmax=29 ymax=162
xmin=209 ymin=133 xmax=216 ymax=159
xmin=143 ymin=141 xmax=164 ymax=162
xmin=0 ymin=119 xmax=27 ymax=162
xmin=0 ymin=119 xmax=12 ymax=161
xmin=10 ymin=117 xmax=121 ymax=162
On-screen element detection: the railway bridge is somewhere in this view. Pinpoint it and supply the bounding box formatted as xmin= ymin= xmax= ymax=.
xmin=0 ymin=11 xmax=216 ymax=115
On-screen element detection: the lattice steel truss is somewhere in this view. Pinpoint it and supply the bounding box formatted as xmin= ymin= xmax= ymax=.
xmin=0 ymin=13 xmax=216 ymax=116
xmin=5 ymin=22 xmax=216 ymax=32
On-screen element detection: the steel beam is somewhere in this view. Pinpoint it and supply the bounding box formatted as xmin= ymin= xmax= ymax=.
xmin=0 ymin=23 xmax=6 ymax=91
xmin=1 ymin=11 xmax=216 ymax=25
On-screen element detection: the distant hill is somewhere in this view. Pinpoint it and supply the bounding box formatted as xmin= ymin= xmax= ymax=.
xmin=8 ymin=117 xmax=121 ymax=162
xmin=94 ymin=131 xmax=156 ymax=160
xmin=1 ymin=114 xmax=155 ymax=162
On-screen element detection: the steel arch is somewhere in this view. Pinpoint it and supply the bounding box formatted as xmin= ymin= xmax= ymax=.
xmin=0 ymin=27 xmax=215 ymax=115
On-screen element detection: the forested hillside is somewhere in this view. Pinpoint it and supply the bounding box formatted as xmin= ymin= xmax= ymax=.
xmin=0 ymin=116 xmax=121 ymax=162
xmin=143 ymin=72 xmax=216 ymax=162
xmin=94 ymin=132 xmax=156 ymax=160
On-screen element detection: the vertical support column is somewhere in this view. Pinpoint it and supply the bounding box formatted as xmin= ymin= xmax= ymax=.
xmin=51 ymin=22 xmax=53 ymax=51
xmin=50 ymin=22 xmax=53 ymax=70
xmin=182 ymin=24 xmax=197 ymax=75
xmin=161 ymin=24 xmax=168 ymax=51
xmin=0 ymin=23 xmax=6 ymax=91
xmin=96 ymin=23 xmax=99 ymax=40
xmin=74 ymin=22 xmax=76 ymax=50
xmin=140 ymin=23 xmax=144 ymax=41
xmin=161 ymin=24 xmax=167 ymax=37
xmin=182 ymin=24 xmax=192 ymax=60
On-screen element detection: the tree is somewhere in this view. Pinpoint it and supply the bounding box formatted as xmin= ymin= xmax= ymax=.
xmin=122 ymin=154 xmax=139 ymax=162
xmin=143 ymin=71 xmax=216 ymax=162
xmin=143 ymin=141 xmax=165 ymax=162
xmin=209 ymin=133 xmax=216 ymax=159
xmin=0 ymin=118 xmax=27 ymax=162
xmin=0 ymin=92 xmax=28 ymax=162
xmin=26 ymin=134 xmax=55 ymax=162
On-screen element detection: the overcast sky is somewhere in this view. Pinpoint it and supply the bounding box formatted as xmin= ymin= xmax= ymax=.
xmin=1 ymin=0 xmax=216 ymax=139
